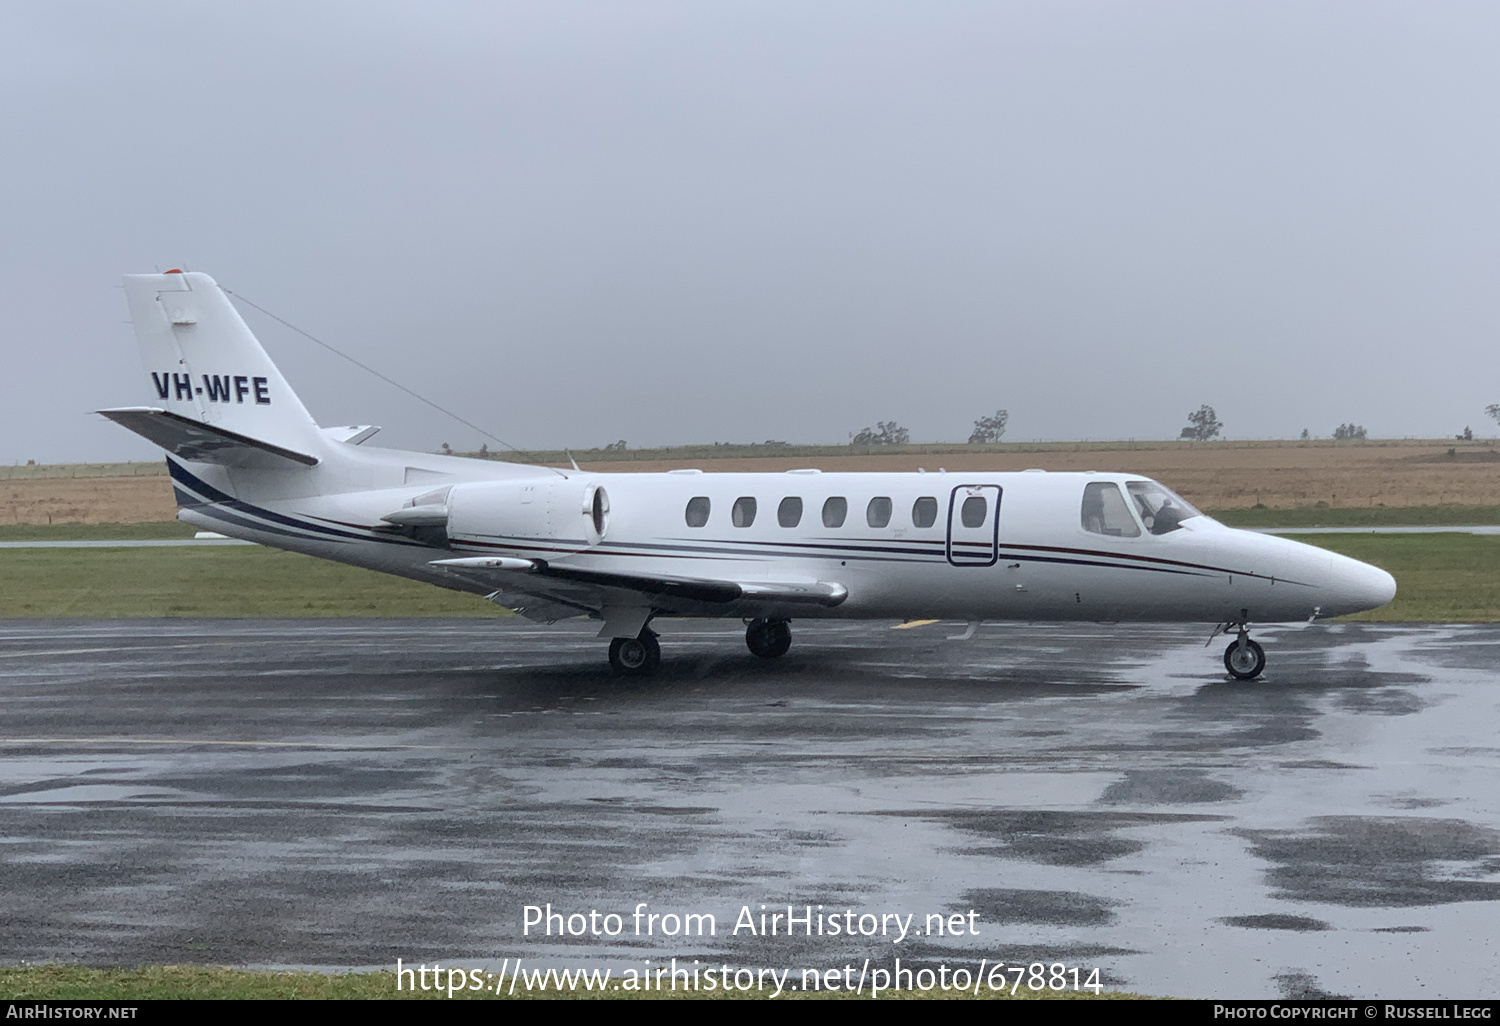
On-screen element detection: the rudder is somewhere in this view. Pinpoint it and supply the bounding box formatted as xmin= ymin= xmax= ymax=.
xmin=123 ymin=270 xmax=325 ymax=459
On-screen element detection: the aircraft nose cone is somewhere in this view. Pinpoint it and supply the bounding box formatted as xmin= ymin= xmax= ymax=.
xmin=1330 ymin=554 xmax=1397 ymax=614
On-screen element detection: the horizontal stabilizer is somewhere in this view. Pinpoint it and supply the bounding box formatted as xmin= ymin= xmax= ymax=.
xmin=322 ymin=425 xmax=381 ymax=446
xmin=97 ymin=407 xmax=319 ymax=469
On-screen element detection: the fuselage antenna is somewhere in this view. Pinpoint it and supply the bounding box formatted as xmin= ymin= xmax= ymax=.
xmin=223 ymin=286 xmax=569 ymax=478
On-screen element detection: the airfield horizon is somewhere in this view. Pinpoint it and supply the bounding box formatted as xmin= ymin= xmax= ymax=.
xmin=5 ymin=437 xmax=1500 ymax=527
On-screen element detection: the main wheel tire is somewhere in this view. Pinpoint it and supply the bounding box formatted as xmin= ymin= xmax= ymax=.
xmin=609 ymin=633 xmax=661 ymax=676
xmin=745 ymin=619 xmax=792 ymax=659
xmin=1223 ymin=638 xmax=1266 ymax=680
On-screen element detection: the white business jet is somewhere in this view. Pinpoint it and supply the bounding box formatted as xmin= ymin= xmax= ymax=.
xmin=101 ymin=271 xmax=1396 ymax=678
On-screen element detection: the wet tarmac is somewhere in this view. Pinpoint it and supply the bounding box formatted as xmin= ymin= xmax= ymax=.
xmin=1 ymin=618 xmax=1497 ymax=998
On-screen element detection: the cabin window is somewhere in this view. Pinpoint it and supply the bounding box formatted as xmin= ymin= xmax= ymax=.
xmin=866 ymin=496 xmax=892 ymax=528
xmin=732 ymin=496 xmax=758 ymax=528
xmin=778 ymin=496 xmax=803 ymax=528
xmin=685 ymin=496 xmax=710 ymax=527
xmin=960 ymin=495 xmax=988 ymax=528
xmin=912 ymin=496 xmax=938 ymax=528
xmin=1126 ymin=480 xmax=1202 ymax=535
xmin=822 ymin=496 xmax=848 ymax=528
xmin=1081 ymin=482 xmax=1140 ymax=537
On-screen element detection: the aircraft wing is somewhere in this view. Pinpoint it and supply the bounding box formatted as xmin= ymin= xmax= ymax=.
xmin=429 ymin=556 xmax=848 ymax=620
xmin=97 ymin=407 xmax=319 ymax=468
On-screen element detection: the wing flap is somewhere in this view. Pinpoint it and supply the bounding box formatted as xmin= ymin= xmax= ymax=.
xmin=484 ymin=587 xmax=596 ymax=623
xmin=428 ymin=557 xmax=848 ymax=609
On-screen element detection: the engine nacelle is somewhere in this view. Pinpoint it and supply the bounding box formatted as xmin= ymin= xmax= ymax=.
xmin=444 ymin=477 xmax=611 ymax=548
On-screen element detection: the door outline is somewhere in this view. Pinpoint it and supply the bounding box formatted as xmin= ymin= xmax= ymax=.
xmin=946 ymin=484 xmax=1002 ymax=567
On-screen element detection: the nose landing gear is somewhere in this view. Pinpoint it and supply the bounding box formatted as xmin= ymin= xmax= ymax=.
xmin=745 ymin=618 xmax=792 ymax=658
xmin=1209 ymin=615 xmax=1266 ymax=680
xmin=1223 ymin=635 xmax=1266 ymax=680
xmin=1216 ymin=617 xmax=1265 ymax=680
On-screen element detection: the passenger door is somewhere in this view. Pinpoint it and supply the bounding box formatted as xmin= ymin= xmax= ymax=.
xmin=946 ymin=484 xmax=1002 ymax=566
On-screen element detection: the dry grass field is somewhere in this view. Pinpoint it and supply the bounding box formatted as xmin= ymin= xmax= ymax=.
xmin=573 ymin=440 xmax=1500 ymax=511
xmin=4 ymin=439 xmax=1499 ymax=525
xmin=0 ymin=462 xmax=175 ymax=525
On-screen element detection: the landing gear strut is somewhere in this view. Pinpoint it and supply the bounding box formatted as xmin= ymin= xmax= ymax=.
xmin=745 ymin=618 xmax=792 ymax=659
xmin=1222 ymin=624 xmax=1265 ymax=680
xmin=609 ymin=629 xmax=660 ymax=676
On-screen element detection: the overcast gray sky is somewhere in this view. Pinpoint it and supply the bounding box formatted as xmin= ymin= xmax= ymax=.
xmin=3 ymin=2 xmax=1498 ymax=463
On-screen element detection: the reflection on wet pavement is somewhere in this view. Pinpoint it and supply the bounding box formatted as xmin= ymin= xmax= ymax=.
xmin=0 ymin=618 xmax=1496 ymax=998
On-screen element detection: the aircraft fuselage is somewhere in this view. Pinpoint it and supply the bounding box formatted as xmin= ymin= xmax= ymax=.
xmin=166 ymin=456 xmax=1394 ymax=628
xmin=109 ymin=269 xmax=1397 ymax=679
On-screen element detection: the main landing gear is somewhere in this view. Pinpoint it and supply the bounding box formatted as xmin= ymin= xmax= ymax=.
xmin=745 ymin=618 xmax=792 ymax=659
xmin=1221 ymin=624 xmax=1266 ymax=680
xmin=606 ymin=619 xmax=795 ymax=675
xmin=608 ymin=629 xmax=660 ymax=677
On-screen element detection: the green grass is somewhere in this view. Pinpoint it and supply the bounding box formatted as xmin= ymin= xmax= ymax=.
xmin=0 ymin=521 xmax=195 ymax=540
xmin=0 ymin=966 xmax=439 ymax=1001
xmin=0 ymin=964 xmax=1138 ymax=1000
xmin=0 ymin=546 xmax=501 ymax=617
xmin=2 ymin=530 xmax=1497 ymax=621
xmin=1211 ymin=504 xmax=1500 ymax=528
xmin=1289 ymin=533 xmax=1500 ymax=621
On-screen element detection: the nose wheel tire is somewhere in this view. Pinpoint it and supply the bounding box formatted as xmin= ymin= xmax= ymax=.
xmin=609 ymin=632 xmax=661 ymax=676
xmin=745 ymin=619 xmax=792 ymax=659
xmin=1223 ymin=638 xmax=1266 ymax=680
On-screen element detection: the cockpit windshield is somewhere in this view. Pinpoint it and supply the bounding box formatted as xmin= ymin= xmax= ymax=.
xmin=1126 ymin=480 xmax=1203 ymax=535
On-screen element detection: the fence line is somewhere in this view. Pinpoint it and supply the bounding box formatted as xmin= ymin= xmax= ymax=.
xmin=0 ymin=462 xmax=167 ymax=481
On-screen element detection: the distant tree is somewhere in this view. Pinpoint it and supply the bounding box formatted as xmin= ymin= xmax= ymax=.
xmin=478 ymin=443 xmax=489 ymax=457
xmin=1487 ymin=404 xmax=1500 ymax=425
xmin=1300 ymin=428 xmax=1310 ymax=440
xmin=440 ymin=442 xmax=452 ymax=455
xmin=1178 ymin=405 xmax=1222 ymax=441
xmin=602 ymin=439 xmax=628 ymax=451
xmin=1332 ymin=423 xmax=1367 ymax=440
xmin=1458 ymin=427 xmax=1474 ymax=442
xmin=968 ymin=409 xmax=1009 ymax=444
xmin=852 ymin=421 xmax=910 ymax=446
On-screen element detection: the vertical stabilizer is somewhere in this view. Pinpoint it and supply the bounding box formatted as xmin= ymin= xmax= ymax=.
xmin=123 ymin=271 xmax=325 ymax=459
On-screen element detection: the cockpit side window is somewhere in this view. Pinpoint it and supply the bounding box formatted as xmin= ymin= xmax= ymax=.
xmin=1081 ymin=482 xmax=1141 ymax=538
xmin=1126 ymin=480 xmax=1202 ymax=535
